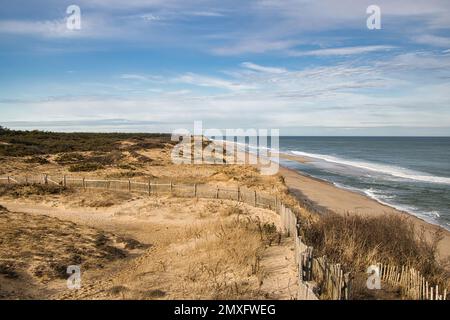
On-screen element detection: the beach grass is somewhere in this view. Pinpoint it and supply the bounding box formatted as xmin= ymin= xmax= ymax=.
xmin=302 ymin=212 xmax=449 ymax=297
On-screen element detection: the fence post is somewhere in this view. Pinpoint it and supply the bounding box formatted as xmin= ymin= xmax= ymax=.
xmin=7 ymin=176 xmax=10 ymax=184
xmin=237 ymin=186 xmax=240 ymax=202
xmin=82 ymin=178 xmax=86 ymax=190
xmin=216 ymin=186 xmax=219 ymax=199
xmin=194 ymin=184 xmax=197 ymax=197
xmin=344 ymin=273 xmax=350 ymax=300
xmin=44 ymin=174 xmax=48 ymax=185
xmin=298 ymin=251 xmax=303 ymax=283
xmin=128 ymin=179 xmax=131 ymax=192
xmin=63 ymin=175 xmax=66 ymax=187
xmin=307 ymin=248 xmax=313 ymax=282
xmin=148 ymin=180 xmax=151 ymax=195
xmin=254 ymin=190 xmax=257 ymax=206
xmin=170 ymin=181 xmax=173 ymax=194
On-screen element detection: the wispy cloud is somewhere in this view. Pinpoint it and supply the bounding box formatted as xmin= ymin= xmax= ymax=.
xmin=241 ymin=62 xmax=286 ymax=74
xmin=1 ymin=1 xmax=450 ymax=134
xmin=414 ymin=35 xmax=450 ymax=47
xmin=0 ymin=19 xmax=71 ymax=38
xmin=289 ymin=46 xmax=396 ymax=57
xmin=211 ymin=39 xmax=299 ymax=55
xmin=175 ymin=73 xmax=255 ymax=91
xmin=120 ymin=74 xmax=149 ymax=81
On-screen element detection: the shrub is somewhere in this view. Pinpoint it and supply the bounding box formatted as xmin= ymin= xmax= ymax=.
xmin=24 ymin=156 xmax=50 ymax=164
xmin=68 ymin=162 xmax=104 ymax=172
xmin=302 ymin=213 xmax=449 ymax=288
xmin=54 ymin=152 xmax=86 ymax=164
xmin=0 ymin=128 xmax=173 ymax=157
xmin=0 ymin=184 xmax=72 ymax=197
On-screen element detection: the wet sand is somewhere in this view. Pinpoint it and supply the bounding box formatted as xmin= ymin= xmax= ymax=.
xmin=277 ymin=155 xmax=450 ymax=262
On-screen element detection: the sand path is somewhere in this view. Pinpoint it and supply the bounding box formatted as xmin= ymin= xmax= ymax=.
xmin=1 ymin=197 xmax=316 ymax=299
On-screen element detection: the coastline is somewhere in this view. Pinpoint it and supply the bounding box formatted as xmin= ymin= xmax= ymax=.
xmin=276 ymin=154 xmax=450 ymax=262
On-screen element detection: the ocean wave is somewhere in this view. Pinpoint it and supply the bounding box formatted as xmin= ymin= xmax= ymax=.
xmin=363 ymin=188 xmax=443 ymax=222
xmin=213 ymin=139 xmax=279 ymax=154
xmin=363 ymin=188 xmax=406 ymax=209
xmin=291 ymin=150 xmax=450 ymax=185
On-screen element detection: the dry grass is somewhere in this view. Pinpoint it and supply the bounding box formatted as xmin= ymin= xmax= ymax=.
xmin=0 ymin=130 xmax=308 ymax=300
xmin=302 ymin=213 xmax=450 ymax=298
xmin=69 ymin=191 xmax=133 ymax=208
xmin=174 ymin=216 xmax=279 ymax=299
xmin=0 ymin=206 xmax=144 ymax=299
xmin=29 ymin=196 xmax=290 ymax=300
xmin=0 ymin=183 xmax=73 ymax=198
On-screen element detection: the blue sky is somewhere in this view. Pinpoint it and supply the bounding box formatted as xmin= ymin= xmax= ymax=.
xmin=0 ymin=0 xmax=450 ymax=135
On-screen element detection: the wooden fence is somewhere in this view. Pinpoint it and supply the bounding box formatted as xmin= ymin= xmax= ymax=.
xmin=274 ymin=202 xmax=351 ymax=300
xmin=0 ymin=174 xmax=279 ymax=209
xmin=0 ymin=174 xmax=351 ymax=299
xmin=377 ymin=263 xmax=447 ymax=300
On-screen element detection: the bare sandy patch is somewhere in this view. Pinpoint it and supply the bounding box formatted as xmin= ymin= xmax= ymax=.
xmin=0 ymin=205 xmax=145 ymax=299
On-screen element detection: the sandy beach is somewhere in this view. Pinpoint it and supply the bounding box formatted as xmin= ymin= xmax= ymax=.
xmin=277 ymin=153 xmax=450 ymax=263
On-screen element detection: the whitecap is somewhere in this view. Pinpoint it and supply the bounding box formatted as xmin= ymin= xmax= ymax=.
xmin=290 ymin=150 xmax=450 ymax=185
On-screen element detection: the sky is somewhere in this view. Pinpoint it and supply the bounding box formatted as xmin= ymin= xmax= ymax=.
xmin=0 ymin=0 xmax=450 ymax=135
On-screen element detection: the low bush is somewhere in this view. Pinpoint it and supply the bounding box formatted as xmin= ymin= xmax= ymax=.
xmin=0 ymin=184 xmax=72 ymax=197
xmin=24 ymin=156 xmax=50 ymax=164
xmin=68 ymin=162 xmax=104 ymax=172
xmin=302 ymin=213 xmax=449 ymax=291
xmin=0 ymin=128 xmax=173 ymax=157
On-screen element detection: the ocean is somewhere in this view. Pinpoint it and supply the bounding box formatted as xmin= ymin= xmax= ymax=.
xmin=276 ymin=137 xmax=450 ymax=230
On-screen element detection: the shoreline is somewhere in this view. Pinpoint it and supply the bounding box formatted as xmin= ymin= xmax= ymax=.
xmin=277 ymin=152 xmax=448 ymax=228
xmin=276 ymin=154 xmax=450 ymax=261
xmin=283 ymin=154 xmax=448 ymax=230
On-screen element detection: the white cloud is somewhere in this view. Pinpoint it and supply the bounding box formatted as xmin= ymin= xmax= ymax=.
xmin=241 ymin=62 xmax=287 ymax=74
xmin=120 ymin=74 xmax=149 ymax=81
xmin=289 ymin=46 xmax=395 ymax=57
xmin=414 ymin=35 xmax=450 ymax=47
xmin=6 ymin=51 xmax=450 ymax=131
xmin=187 ymin=11 xmax=226 ymax=17
xmin=378 ymin=52 xmax=450 ymax=70
xmin=0 ymin=14 xmax=125 ymax=39
xmin=0 ymin=19 xmax=70 ymax=38
xmin=211 ymin=39 xmax=299 ymax=55
xmin=175 ymin=73 xmax=255 ymax=91
xmin=2 ymin=0 xmax=450 ymax=57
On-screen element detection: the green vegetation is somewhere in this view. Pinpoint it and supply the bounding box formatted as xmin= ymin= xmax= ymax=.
xmin=55 ymin=151 xmax=123 ymax=170
xmin=23 ymin=156 xmax=50 ymax=164
xmin=0 ymin=183 xmax=73 ymax=197
xmin=0 ymin=126 xmax=172 ymax=157
xmin=68 ymin=162 xmax=104 ymax=172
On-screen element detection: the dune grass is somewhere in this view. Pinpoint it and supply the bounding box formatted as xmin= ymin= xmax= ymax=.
xmin=301 ymin=213 xmax=449 ymax=297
